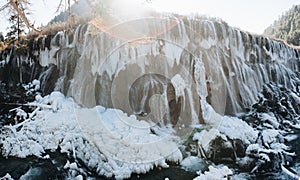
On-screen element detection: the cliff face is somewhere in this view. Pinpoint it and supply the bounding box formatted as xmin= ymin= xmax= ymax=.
xmin=0 ymin=16 xmax=299 ymax=125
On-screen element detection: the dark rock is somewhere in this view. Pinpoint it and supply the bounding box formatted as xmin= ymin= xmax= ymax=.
xmin=232 ymin=139 xmax=247 ymax=157
xmin=0 ymin=156 xmax=30 ymax=179
xmin=207 ymin=136 xmax=236 ymax=164
xmin=39 ymin=64 xmax=60 ymax=96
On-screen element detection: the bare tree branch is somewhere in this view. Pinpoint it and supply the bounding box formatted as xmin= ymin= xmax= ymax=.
xmin=9 ymin=0 xmax=41 ymax=33
xmin=56 ymin=0 xmax=63 ymax=13
xmin=0 ymin=2 xmax=10 ymax=12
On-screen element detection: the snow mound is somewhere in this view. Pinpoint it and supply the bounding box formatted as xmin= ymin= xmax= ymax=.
xmin=193 ymin=116 xmax=258 ymax=150
xmin=194 ymin=165 xmax=233 ymax=180
xmin=193 ymin=128 xmax=220 ymax=151
xmin=0 ymin=92 xmax=182 ymax=179
xmin=219 ymin=116 xmax=258 ymax=144
xmin=180 ymin=156 xmax=207 ymax=172
xmin=77 ymin=106 xmax=182 ymax=165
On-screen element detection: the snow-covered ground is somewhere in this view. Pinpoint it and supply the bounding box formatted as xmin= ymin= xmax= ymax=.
xmin=0 ymin=91 xmax=182 ymax=179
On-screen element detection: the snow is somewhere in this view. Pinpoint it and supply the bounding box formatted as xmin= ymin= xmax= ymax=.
xmin=245 ymin=144 xmax=260 ymax=156
xmin=0 ymin=173 xmax=13 ymax=180
xmin=193 ymin=115 xmax=258 ymax=151
xmin=31 ymin=79 xmax=41 ymax=91
xmin=259 ymin=153 xmax=271 ymax=162
xmin=261 ymin=129 xmax=283 ymax=148
xmin=70 ymin=162 xmax=79 ymax=170
xmin=76 ymin=106 xmax=182 ymax=170
xmin=180 ymin=156 xmax=206 ymax=172
xmin=245 ymin=141 xmax=295 ymax=169
xmin=292 ymin=123 xmax=300 ymax=129
xmin=74 ymin=175 xmax=83 ymax=180
xmin=171 ymin=74 xmax=186 ymax=101
xmin=16 ymin=108 xmax=27 ymax=119
xmin=195 ymin=58 xmax=254 ymax=150
xmin=290 ymin=92 xmax=300 ymax=104
xmin=62 ymin=160 xmax=84 ymax=179
xmin=200 ymin=100 xmax=223 ymax=126
xmin=0 ymin=60 xmax=5 ymax=68
xmin=43 ymin=154 xmax=50 ymax=159
xmin=281 ymin=165 xmax=300 ymax=179
xmin=219 ymin=116 xmax=258 ymax=144
xmin=0 ymin=91 xmax=182 ymax=179
xmin=64 ymin=160 xmax=71 ymax=169
xmin=259 ymin=113 xmax=280 ymax=129
xmin=23 ymin=79 xmax=40 ymax=93
xmin=284 ymin=134 xmax=298 ymax=142
xmin=194 ymin=165 xmax=233 ymax=180
xmin=193 ymin=129 xmax=220 ymax=151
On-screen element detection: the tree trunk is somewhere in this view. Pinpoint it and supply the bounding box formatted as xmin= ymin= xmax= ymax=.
xmin=9 ymin=0 xmax=41 ymax=33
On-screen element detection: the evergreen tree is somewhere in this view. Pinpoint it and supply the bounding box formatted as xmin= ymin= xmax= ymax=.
xmin=5 ymin=0 xmax=30 ymax=42
xmin=0 ymin=32 xmax=4 ymax=42
xmin=264 ymin=5 xmax=300 ymax=46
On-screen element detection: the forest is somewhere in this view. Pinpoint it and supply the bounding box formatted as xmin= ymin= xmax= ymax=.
xmin=264 ymin=5 xmax=300 ymax=46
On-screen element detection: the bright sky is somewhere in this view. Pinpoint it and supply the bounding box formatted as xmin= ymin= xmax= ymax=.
xmin=147 ymin=0 xmax=300 ymax=34
xmin=0 ymin=0 xmax=300 ymax=35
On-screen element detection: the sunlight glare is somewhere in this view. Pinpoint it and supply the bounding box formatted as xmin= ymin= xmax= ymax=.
xmin=110 ymin=0 xmax=152 ymax=18
xmin=146 ymin=0 xmax=214 ymax=15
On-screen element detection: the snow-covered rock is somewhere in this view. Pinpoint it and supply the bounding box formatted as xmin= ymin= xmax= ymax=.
xmin=180 ymin=156 xmax=207 ymax=172
xmin=0 ymin=173 xmax=13 ymax=180
xmin=23 ymin=79 xmax=40 ymax=94
xmin=194 ymin=165 xmax=232 ymax=180
xmin=219 ymin=116 xmax=258 ymax=145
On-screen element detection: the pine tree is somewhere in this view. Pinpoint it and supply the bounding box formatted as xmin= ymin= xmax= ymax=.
xmin=5 ymin=0 xmax=30 ymax=43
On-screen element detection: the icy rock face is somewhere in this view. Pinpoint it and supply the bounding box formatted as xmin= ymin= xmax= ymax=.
xmin=66 ymin=16 xmax=299 ymax=122
xmin=0 ymin=16 xmax=299 ymax=125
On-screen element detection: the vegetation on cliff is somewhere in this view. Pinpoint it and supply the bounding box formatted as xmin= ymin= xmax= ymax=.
xmin=264 ymin=5 xmax=300 ymax=46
